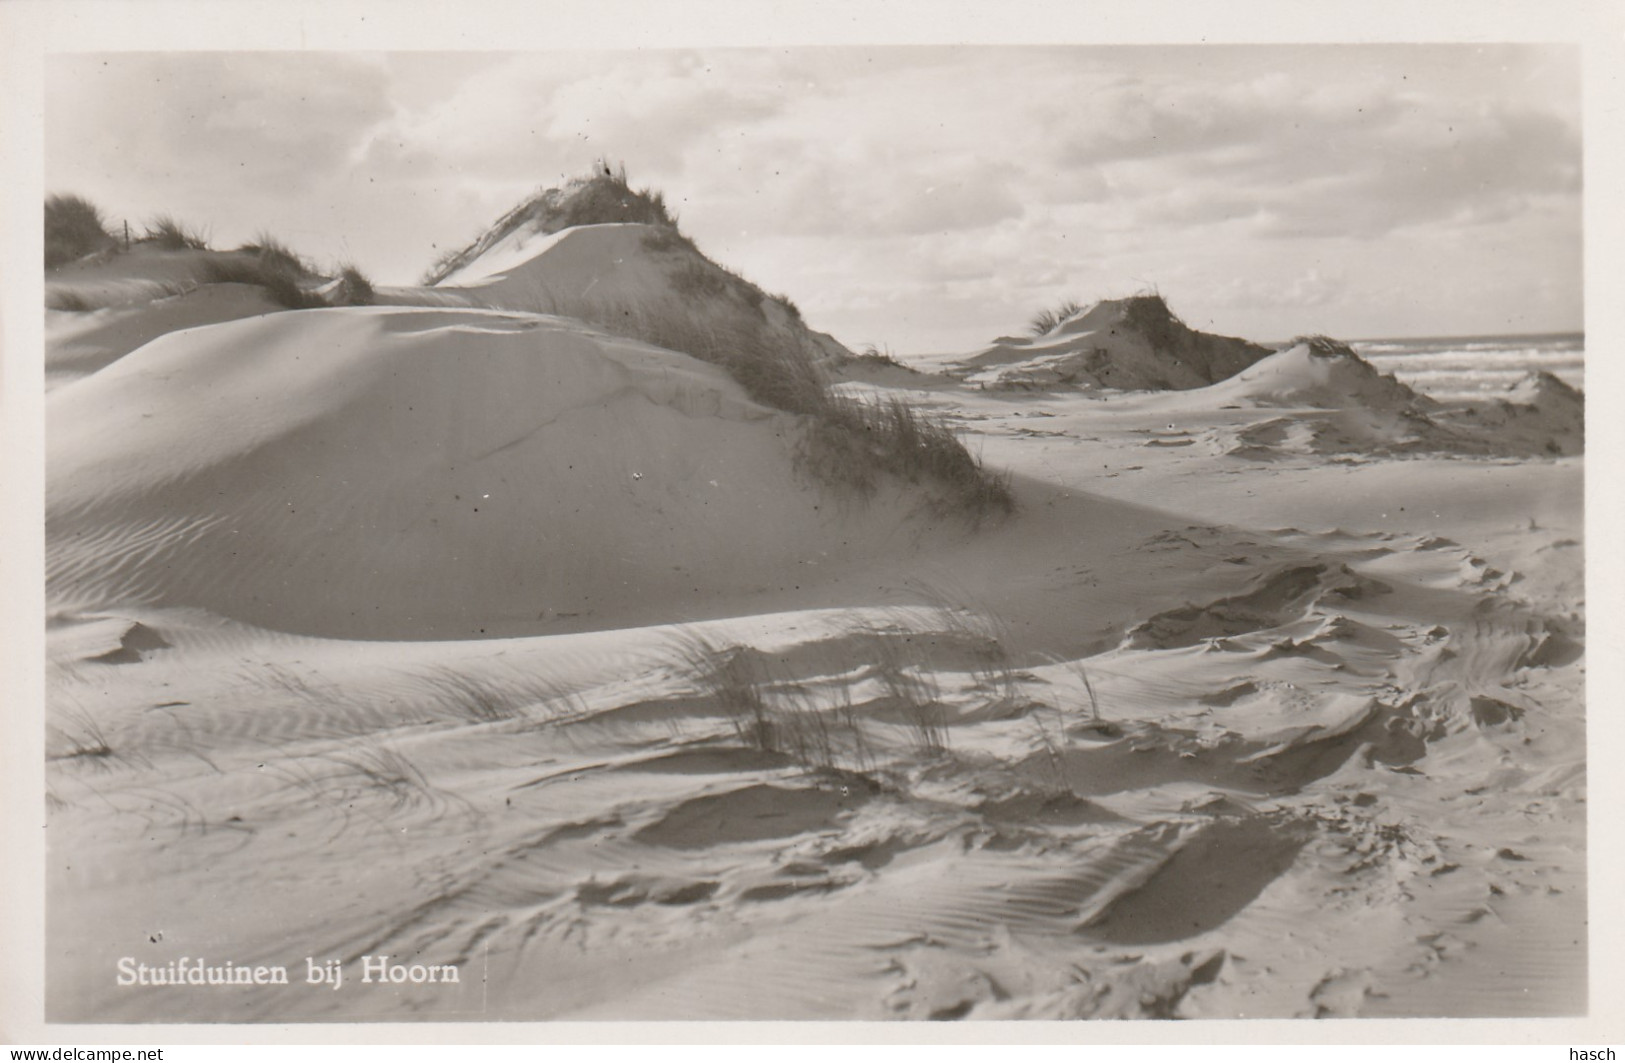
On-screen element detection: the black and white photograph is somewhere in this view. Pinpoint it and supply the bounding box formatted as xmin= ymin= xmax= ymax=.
xmin=5 ymin=0 xmax=1620 ymax=1042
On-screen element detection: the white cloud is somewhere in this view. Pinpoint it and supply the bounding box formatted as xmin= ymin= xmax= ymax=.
xmin=45 ymin=45 xmax=1581 ymax=351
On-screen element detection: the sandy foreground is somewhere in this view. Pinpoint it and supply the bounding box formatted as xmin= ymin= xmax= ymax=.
xmin=42 ymin=236 xmax=1584 ymax=1023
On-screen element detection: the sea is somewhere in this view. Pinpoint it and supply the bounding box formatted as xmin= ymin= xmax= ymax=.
xmin=1346 ymin=332 xmax=1584 ymax=404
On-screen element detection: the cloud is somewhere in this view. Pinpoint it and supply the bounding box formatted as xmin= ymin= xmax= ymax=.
xmin=1045 ymin=67 xmax=1579 ymax=241
xmin=357 ymin=50 xmax=1044 ymax=244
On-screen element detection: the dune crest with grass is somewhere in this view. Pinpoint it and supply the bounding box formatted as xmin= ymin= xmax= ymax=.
xmin=957 ymin=294 xmax=1274 ymax=391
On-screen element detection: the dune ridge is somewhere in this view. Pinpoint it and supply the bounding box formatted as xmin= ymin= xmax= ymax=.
xmin=958 ymin=294 xmax=1274 ymax=391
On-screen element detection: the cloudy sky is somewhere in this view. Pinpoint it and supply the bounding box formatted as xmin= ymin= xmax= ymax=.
xmin=47 ymin=45 xmax=1580 ymax=352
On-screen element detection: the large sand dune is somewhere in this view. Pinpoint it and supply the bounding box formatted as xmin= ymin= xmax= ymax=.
xmin=42 ymin=188 xmax=1585 ymax=1022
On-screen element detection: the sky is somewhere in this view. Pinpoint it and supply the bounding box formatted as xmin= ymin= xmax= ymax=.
xmin=46 ymin=45 xmax=1582 ymax=353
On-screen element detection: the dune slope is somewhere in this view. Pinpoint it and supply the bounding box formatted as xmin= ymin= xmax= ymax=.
xmin=48 ymin=305 xmax=929 ymax=640
xmin=40 ymin=193 xmax=1583 ymax=1023
xmin=958 ymin=295 xmax=1273 ymax=391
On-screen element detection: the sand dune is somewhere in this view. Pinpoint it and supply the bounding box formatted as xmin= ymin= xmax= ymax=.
xmin=1206 ymin=336 xmax=1425 ymax=411
xmin=956 ymin=295 xmax=1273 ymax=391
xmin=1087 ymin=336 xmax=1585 ymax=461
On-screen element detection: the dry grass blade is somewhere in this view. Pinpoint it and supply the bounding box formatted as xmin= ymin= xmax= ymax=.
xmin=1077 ymin=662 xmax=1102 ymax=723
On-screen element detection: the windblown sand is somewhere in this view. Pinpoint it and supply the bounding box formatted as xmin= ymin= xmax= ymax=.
xmin=44 ymin=250 xmax=1584 ymax=1022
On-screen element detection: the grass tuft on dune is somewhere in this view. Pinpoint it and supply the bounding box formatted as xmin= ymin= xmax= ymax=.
xmin=198 ymin=253 xmax=325 ymax=310
xmin=1028 ymin=299 xmax=1085 ymax=337
xmin=425 ymin=164 xmax=1016 ymax=519
xmin=554 ymin=294 xmax=1014 ymax=518
xmin=423 ymin=159 xmax=676 ymax=286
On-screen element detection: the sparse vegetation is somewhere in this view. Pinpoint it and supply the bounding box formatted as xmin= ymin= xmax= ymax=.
xmin=557 ymin=159 xmax=675 ymax=231
xmin=422 ymin=244 xmax=467 ymax=286
xmin=1120 ymin=292 xmax=1186 ymax=350
xmin=803 ymin=396 xmax=1015 ymax=519
xmin=773 ymin=294 xmax=803 ymax=322
xmin=664 ymin=606 xmax=1042 ymax=770
xmin=705 ymin=642 xmax=778 ymax=752
xmin=416 ymin=667 xmax=518 ymax=725
xmin=141 ymin=214 xmax=210 ymax=252
xmin=669 ymin=631 xmax=874 ymax=771
xmin=45 ymin=278 xmax=193 ymax=313
xmin=1030 ymin=711 xmax=1072 ymax=794
xmin=849 ymin=344 xmax=915 ymax=372
xmin=237 ymin=233 xmax=311 ymax=277
xmin=540 ymin=296 xmax=1012 ymax=518
xmin=669 ymin=259 xmax=733 ymax=302
xmin=564 ymin=297 xmax=827 ymax=413
xmin=1290 ymin=334 xmax=1356 ymax=358
xmin=1040 ymin=653 xmax=1118 ymax=738
xmin=323 ymin=746 xmax=443 ymax=815
xmin=46 ymin=707 xmax=116 ymax=762
xmin=668 ymin=259 xmax=768 ymax=313
xmin=639 ymin=227 xmax=699 ymax=255
xmin=907 ymin=589 xmax=1030 ymax=714
xmin=869 ymin=630 xmax=950 ymax=755
xmin=1028 ymin=299 xmax=1084 ymax=337
xmin=45 ymin=194 xmax=115 ymax=269
xmin=411 ymin=664 xmax=594 ymax=730
xmin=265 ymin=742 xmax=478 ymax=841
xmin=1076 ymin=661 xmax=1102 ymax=725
